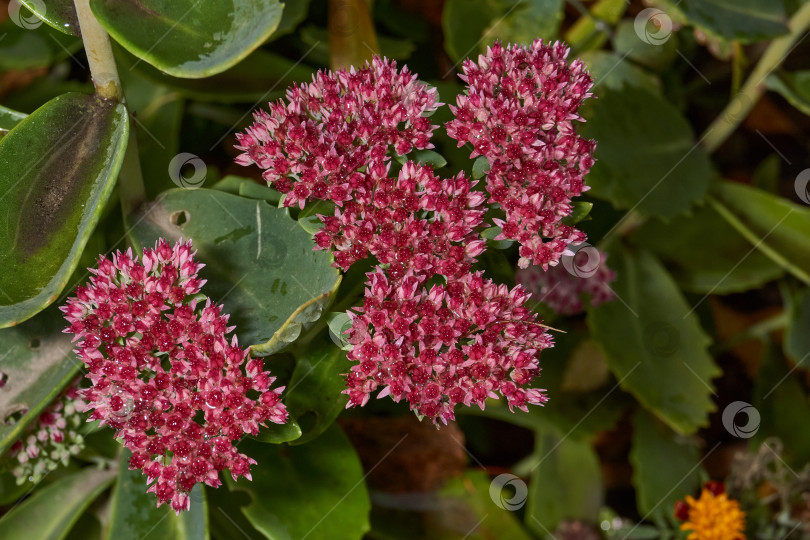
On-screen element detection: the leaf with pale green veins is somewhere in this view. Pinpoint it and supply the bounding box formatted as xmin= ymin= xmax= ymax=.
xmin=128 ymin=189 xmax=341 ymax=356
xmin=586 ymin=240 xmax=720 ymax=434
xmin=0 ymin=467 xmax=116 ymax=540
xmin=0 ymin=306 xmax=81 ymax=455
xmin=0 ymin=92 xmax=128 ymax=328
xmin=106 ymin=450 xmax=208 ymax=540
xmin=90 ymin=0 xmax=284 ymax=78
xmin=230 ymin=425 xmax=371 ymax=540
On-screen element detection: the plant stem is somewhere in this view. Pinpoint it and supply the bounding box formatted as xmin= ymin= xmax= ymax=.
xmin=73 ymin=0 xmax=122 ymax=100
xmin=328 ymin=0 xmax=379 ymax=69
xmin=701 ymin=0 xmax=810 ymax=153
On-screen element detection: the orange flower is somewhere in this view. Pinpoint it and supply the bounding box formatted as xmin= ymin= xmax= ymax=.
xmin=677 ymin=483 xmax=746 ymax=540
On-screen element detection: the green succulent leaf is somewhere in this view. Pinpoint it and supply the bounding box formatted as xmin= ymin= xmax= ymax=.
xmin=0 ymin=467 xmax=116 ymax=540
xmin=230 ymin=425 xmax=371 ymax=540
xmin=106 ymin=450 xmax=208 ymax=540
xmin=128 ymin=188 xmax=341 ymax=356
xmin=765 ymin=70 xmax=810 ymax=117
xmin=0 ymin=105 xmax=26 ymax=133
xmin=90 ymin=0 xmax=284 ymax=78
xmin=19 ymin=0 xmax=80 ymax=36
xmin=587 ymin=240 xmax=720 ymax=434
xmin=0 ymin=306 xmax=81 ymax=455
xmin=678 ymin=0 xmax=789 ymax=43
xmin=0 ymin=92 xmax=128 ymax=328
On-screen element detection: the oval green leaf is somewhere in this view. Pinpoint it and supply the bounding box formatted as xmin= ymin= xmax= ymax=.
xmin=106 ymin=450 xmax=208 ymax=540
xmin=0 ymin=92 xmax=128 ymax=328
xmin=90 ymin=0 xmax=283 ymax=78
xmin=129 ymin=188 xmax=341 ymax=356
xmin=229 ymin=425 xmax=370 ymax=540
xmin=0 ymin=105 xmax=26 ymax=133
xmin=586 ymin=240 xmax=721 ymax=434
xmin=19 ymin=0 xmax=80 ymax=36
xmin=0 ymin=306 xmax=81 ymax=455
xmin=0 ymin=467 xmax=116 ymax=540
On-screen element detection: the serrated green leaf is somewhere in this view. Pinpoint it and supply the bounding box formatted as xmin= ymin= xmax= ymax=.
xmin=285 ymin=338 xmax=352 ymax=445
xmin=587 ymin=241 xmax=720 ymax=434
xmin=630 ymin=203 xmax=784 ymax=294
xmin=106 ymin=450 xmax=208 ymax=540
xmin=710 ymin=180 xmax=810 ymax=285
xmin=19 ymin=0 xmax=79 ymax=36
xmin=0 ymin=92 xmax=128 ymax=328
xmin=0 ymin=307 xmax=81 ymax=455
xmin=230 ymin=425 xmax=370 ymax=540
xmin=129 ymin=189 xmax=341 ymax=356
xmin=0 ymin=467 xmax=115 ymax=540
xmin=579 ymin=85 xmax=712 ymax=219
xmin=679 ymin=0 xmax=789 ymax=43
xmin=630 ymin=408 xmax=702 ymax=521
xmin=91 ymin=0 xmax=284 ymax=78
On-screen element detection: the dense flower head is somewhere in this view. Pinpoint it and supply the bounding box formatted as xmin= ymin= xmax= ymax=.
xmin=61 ymin=239 xmax=288 ymax=513
xmin=344 ymin=269 xmax=551 ymax=424
xmin=314 ymin=161 xmax=487 ymax=277
xmin=445 ymin=39 xmax=596 ymax=269
xmin=234 ymin=57 xmax=439 ymax=209
xmin=674 ymin=482 xmax=747 ymax=540
xmin=516 ymin=246 xmax=615 ymax=315
xmin=7 ymin=381 xmax=86 ymax=485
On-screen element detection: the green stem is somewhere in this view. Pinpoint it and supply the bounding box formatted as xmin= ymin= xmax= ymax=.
xmin=707 ymin=195 xmax=810 ymax=285
xmin=328 ymin=0 xmax=379 ymax=69
xmin=74 ymin=0 xmax=146 ymax=215
xmin=701 ymin=1 xmax=810 ymax=153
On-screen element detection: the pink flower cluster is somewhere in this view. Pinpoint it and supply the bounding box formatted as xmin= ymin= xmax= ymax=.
xmin=234 ymin=57 xmax=439 ymax=209
xmin=235 ymin=45 xmax=596 ymax=424
xmin=62 ymin=240 xmax=288 ymax=513
xmin=345 ymin=270 xmax=551 ymax=424
xmin=8 ymin=381 xmax=86 ymax=484
xmin=516 ymin=247 xmax=616 ymax=315
xmin=315 ymin=161 xmax=486 ymax=277
xmin=445 ymin=40 xmax=596 ymax=270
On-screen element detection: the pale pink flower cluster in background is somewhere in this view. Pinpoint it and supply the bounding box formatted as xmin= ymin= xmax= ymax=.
xmin=235 ymin=46 xmax=597 ymax=424
xmin=8 ymin=381 xmax=86 ymax=484
xmin=517 ymin=248 xmax=616 ymax=315
xmin=62 ymin=240 xmax=288 ymax=513
xmin=446 ymin=41 xmax=596 ymax=270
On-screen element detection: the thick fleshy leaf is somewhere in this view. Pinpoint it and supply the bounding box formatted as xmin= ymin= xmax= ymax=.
xmin=766 ymin=70 xmax=810 ymax=117
xmin=785 ymin=288 xmax=810 ymax=368
xmin=129 ymin=188 xmax=341 ymax=355
xmin=0 ymin=93 xmax=128 ymax=327
xmin=630 ymin=409 xmax=702 ymax=521
xmin=0 ymin=17 xmax=81 ymax=70
xmin=0 ymin=105 xmax=26 ymax=133
xmin=580 ymin=51 xmax=662 ymax=94
xmin=612 ymin=20 xmax=678 ymax=70
xmin=578 ymin=85 xmax=712 ymax=219
xmin=678 ymin=0 xmax=788 ymax=43
xmin=230 ymin=425 xmax=371 ymax=540
xmin=483 ymin=0 xmax=565 ymax=43
xmin=19 ymin=0 xmax=80 ymax=36
xmin=710 ymin=180 xmax=810 ymax=285
xmin=90 ymin=0 xmax=283 ymax=78
xmin=285 ymin=338 xmax=352 ymax=445
xmin=442 ymin=0 xmax=509 ymax=63
xmin=106 ymin=450 xmax=208 ymax=540
xmin=117 ymin=47 xmax=314 ymax=103
xmin=631 ymin=203 xmax=784 ymax=294
xmin=251 ymin=417 xmax=302 ymax=444
xmin=0 ymin=467 xmax=116 ymax=540
xmin=587 ymin=241 xmax=720 ymax=434
xmin=527 ymin=426 xmax=603 ymax=533
xmin=0 ymin=306 xmax=80 ymax=455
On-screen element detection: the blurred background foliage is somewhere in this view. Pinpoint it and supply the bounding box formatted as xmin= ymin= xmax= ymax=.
xmin=0 ymin=0 xmax=809 ymax=538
